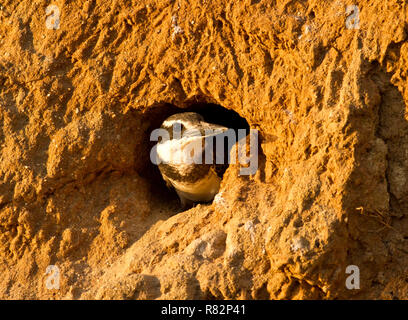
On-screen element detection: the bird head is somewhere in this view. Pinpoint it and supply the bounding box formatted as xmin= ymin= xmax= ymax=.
xmin=157 ymin=112 xmax=230 ymax=165
xmin=160 ymin=112 xmax=228 ymax=141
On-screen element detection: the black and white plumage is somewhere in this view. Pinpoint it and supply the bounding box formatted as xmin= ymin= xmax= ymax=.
xmin=156 ymin=112 xmax=229 ymax=208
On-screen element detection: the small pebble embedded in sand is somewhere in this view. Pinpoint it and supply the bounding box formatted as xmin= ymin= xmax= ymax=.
xmin=171 ymin=15 xmax=183 ymax=40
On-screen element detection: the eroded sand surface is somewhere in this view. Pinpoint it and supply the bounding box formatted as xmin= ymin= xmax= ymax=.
xmin=0 ymin=0 xmax=408 ymax=299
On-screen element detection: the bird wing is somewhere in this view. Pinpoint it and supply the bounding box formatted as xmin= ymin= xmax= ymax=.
xmin=161 ymin=173 xmax=174 ymax=189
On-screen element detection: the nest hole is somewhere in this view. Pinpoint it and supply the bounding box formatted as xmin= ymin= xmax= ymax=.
xmin=139 ymin=102 xmax=250 ymax=207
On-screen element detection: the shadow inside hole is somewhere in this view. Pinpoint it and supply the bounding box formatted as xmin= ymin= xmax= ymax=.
xmin=138 ymin=102 xmax=250 ymax=206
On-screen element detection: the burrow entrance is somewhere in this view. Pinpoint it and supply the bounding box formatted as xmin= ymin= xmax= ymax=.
xmin=139 ymin=102 xmax=250 ymax=208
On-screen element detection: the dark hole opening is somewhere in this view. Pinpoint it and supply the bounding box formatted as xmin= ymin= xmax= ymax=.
xmin=139 ymin=102 xmax=250 ymax=207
